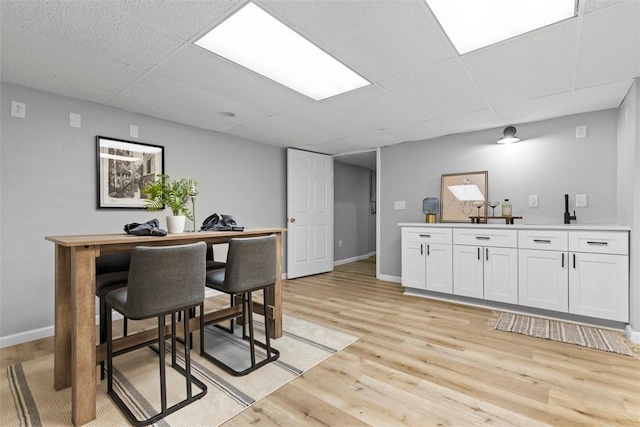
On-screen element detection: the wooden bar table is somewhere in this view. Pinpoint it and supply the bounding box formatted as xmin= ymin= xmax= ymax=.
xmin=45 ymin=228 xmax=285 ymax=426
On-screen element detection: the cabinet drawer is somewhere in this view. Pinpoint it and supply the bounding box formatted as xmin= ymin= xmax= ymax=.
xmin=518 ymin=230 xmax=568 ymax=251
xmin=569 ymin=231 xmax=629 ymax=255
xmin=453 ymin=228 xmax=517 ymax=248
xmin=403 ymin=227 xmax=452 ymax=244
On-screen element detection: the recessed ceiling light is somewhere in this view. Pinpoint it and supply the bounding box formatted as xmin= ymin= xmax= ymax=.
xmin=425 ymin=0 xmax=577 ymax=55
xmin=195 ymin=2 xmax=370 ymax=100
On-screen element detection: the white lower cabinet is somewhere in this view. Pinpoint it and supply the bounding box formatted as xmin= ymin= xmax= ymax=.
xmin=452 ymin=229 xmax=518 ymax=303
xmin=569 ymin=251 xmax=629 ymax=322
xmin=401 ymin=228 xmax=452 ymax=293
xmin=518 ymin=249 xmax=569 ymax=312
xmin=401 ymin=225 xmax=629 ymax=323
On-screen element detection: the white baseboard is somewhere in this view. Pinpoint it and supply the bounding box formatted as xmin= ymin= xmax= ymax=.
xmin=378 ymin=274 xmax=401 ymax=283
xmin=625 ymin=324 xmax=640 ymax=343
xmin=334 ymin=252 xmax=375 ymax=267
xmin=0 ymin=288 xmax=224 ymax=349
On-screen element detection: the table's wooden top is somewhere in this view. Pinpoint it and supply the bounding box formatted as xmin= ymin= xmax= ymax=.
xmin=45 ymin=227 xmax=286 ymax=247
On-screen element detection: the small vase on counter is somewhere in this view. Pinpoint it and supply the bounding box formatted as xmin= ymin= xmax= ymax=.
xmin=501 ymin=199 xmax=512 ymax=217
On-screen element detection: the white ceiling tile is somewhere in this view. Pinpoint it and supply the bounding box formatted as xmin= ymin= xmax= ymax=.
xmin=152 ymin=45 xmax=313 ymax=114
xmin=383 ymin=120 xmax=444 ymax=143
xmin=430 ymin=109 xmax=502 ymax=136
xmin=276 ymin=102 xmax=377 ymax=138
xmin=583 ymin=0 xmax=627 ymax=14
xmin=105 ymin=0 xmax=243 ymax=41
xmin=1 ymin=64 xmax=117 ymax=105
xmin=0 ymin=24 xmax=144 ymax=97
xmin=226 ymin=115 xmax=333 ymax=147
xmin=257 ymin=0 xmax=456 ymax=82
xmin=576 ymin=1 xmax=640 ymax=88
xmin=462 ymin=19 xmax=578 ymax=107
xmin=109 ymin=74 xmax=270 ymax=132
xmin=338 ymin=130 xmax=398 ymax=149
xmin=0 ymin=0 xmax=184 ymax=70
xmin=322 ymin=85 xmax=428 ymax=130
xmin=300 ymin=140 xmax=368 ymax=155
xmin=572 ymin=80 xmax=632 ymax=113
xmin=493 ymin=92 xmax=572 ymax=125
xmin=381 ymin=60 xmax=490 ymax=119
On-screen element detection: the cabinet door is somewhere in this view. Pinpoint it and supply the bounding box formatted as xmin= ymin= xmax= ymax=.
xmin=569 ymin=253 xmax=629 ymax=322
xmin=484 ymin=247 xmax=518 ymax=304
xmin=425 ymin=243 xmax=453 ymax=293
xmin=402 ymin=239 xmax=425 ymax=289
xmin=453 ymin=245 xmax=483 ymax=298
xmin=518 ymin=249 xmax=568 ymax=312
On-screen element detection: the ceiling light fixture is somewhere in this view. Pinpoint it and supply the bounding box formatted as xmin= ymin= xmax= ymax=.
xmin=195 ymin=2 xmax=370 ymax=100
xmin=497 ymin=126 xmax=520 ymax=144
xmin=425 ymin=0 xmax=577 ymax=54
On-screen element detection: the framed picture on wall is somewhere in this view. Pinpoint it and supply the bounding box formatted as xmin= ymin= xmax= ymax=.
xmin=440 ymin=171 xmax=488 ymax=222
xmin=96 ymin=136 xmax=165 ymax=209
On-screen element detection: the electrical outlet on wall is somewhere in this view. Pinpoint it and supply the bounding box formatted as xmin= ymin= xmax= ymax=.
xmin=11 ymin=101 xmax=26 ymax=118
xmin=528 ymin=195 xmax=538 ymax=208
xmin=576 ymin=125 xmax=587 ymax=138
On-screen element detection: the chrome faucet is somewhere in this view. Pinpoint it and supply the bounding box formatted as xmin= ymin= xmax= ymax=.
xmin=564 ymin=194 xmax=577 ymax=224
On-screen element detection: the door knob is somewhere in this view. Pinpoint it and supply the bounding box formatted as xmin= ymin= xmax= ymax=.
xmin=289 ymin=218 xmax=296 ymax=223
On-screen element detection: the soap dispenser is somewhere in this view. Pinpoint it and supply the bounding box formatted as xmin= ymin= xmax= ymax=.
xmin=501 ymin=199 xmax=512 ymax=217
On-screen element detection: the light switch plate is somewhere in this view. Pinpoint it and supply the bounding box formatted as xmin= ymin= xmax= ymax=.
xmin=69 ymin=112 xmax=81 ymax=128
xmin=576 ymin=194 xmax=587 ymax=207
xmin=130 ymin=125 xmax=139 ymax=138
xmin=528 ymin=195 xmax=538 ymax=208
xmin=394 ymin=201 xmax=406 ymax=210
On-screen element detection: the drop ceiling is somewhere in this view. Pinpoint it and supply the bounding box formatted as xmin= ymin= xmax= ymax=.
xmin=1 ymin=0 xmax=638 ymax=155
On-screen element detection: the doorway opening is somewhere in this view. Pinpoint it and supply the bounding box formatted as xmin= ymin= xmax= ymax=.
xmin=333 ymin=149 xmax=377 ymax=278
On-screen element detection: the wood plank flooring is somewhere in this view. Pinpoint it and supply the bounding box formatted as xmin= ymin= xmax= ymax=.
xmin=2 ymin=257 xmax=639 ymax=426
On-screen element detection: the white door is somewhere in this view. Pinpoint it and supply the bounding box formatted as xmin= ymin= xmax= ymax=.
xmin=287 ymin=148 xmax=333 ymax=279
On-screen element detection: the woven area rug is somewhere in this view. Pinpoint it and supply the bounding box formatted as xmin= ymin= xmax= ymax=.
xmin=1 ymin=315 xmax=358 ymax=426
xmin=493 ymin=312 xmax=636 ymax=357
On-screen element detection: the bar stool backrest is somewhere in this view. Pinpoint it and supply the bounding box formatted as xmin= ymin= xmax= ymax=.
xmin=124 ymin=242 xmax=206 ymax=319
xmin=223 ymin=235 xmax=277 ymax=293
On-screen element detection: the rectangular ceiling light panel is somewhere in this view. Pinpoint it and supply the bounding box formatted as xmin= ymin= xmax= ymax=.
xmin=195 ymin=2 xmax=370 ymax=100
xmin=426 ymin=0 xmax=577 ymax=54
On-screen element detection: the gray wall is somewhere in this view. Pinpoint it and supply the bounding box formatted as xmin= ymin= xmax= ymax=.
xmin=0 ymin=83 xmax=286 ymax=341
xmin=334 ymin=161 xmax=376 ymax=262
xmin=380 ymin=109 xmax=620 ymax=279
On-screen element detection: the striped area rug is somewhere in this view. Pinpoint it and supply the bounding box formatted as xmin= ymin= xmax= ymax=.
xmin=1 ymin=315 xmax=358 ymax=427
xmin=493 ymin=312 xmax=635 ymax=357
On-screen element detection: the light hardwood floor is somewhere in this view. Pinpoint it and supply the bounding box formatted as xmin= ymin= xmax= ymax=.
xmin=2 ymin=258 xmax=639 ymax=426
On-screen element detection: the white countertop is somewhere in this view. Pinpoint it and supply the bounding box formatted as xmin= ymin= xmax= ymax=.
xmin=398 ymin=222 xmax=630 ymax=231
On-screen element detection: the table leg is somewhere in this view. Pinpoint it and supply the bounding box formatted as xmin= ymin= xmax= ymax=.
xmin=71 ymin=246 xmax=98 ymax=425
xmin=54 ymin=245 xmax=72 ymax=390
xmin=268 ymin=233 xmax=283 ymax=339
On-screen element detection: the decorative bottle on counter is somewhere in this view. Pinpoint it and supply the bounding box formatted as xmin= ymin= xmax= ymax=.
xmin=501 ymin=199 xmax=512 ymax=217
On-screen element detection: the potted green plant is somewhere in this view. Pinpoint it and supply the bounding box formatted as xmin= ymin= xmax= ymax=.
xmin=141 ymin=174 xmax=198 ymax=234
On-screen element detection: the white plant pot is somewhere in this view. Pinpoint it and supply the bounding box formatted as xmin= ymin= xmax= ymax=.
xmin=166 ymin=215 xmax=186 ymax=234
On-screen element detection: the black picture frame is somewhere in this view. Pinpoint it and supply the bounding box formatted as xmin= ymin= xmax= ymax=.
xmin=96 ymin=136 xmax=165 ymax=209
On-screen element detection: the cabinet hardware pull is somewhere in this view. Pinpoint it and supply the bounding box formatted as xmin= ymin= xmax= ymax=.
xmin=587 ymin=241 xmax=608 ymax=245
xmin=573 ymin=253 xmax=576 ymax=269
xmin=485 ymin=248 xmax=489 ymax=261
xmin=427 ymin=244 xmax=430 ymax=255
xmin=533 ymin=239 xmax=551 ymax=243
xmin=562 ymin=253 xmax=565 ymax=268
xmin=477 ymin=247 xmax=480 ymax=260
xmin=475 ymin=236 xmax=490 ymax=240
xmin=420 ymin=234 xmax=431 ymax=238
xmin=420 ymin=244 xmax=423 ymax=255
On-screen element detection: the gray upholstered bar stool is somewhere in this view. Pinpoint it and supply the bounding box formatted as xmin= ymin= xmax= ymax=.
xmin=201 ymin=235 xmax=279 ymax=376
xmin=105 ymin=242 xmax=207 ymax=426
